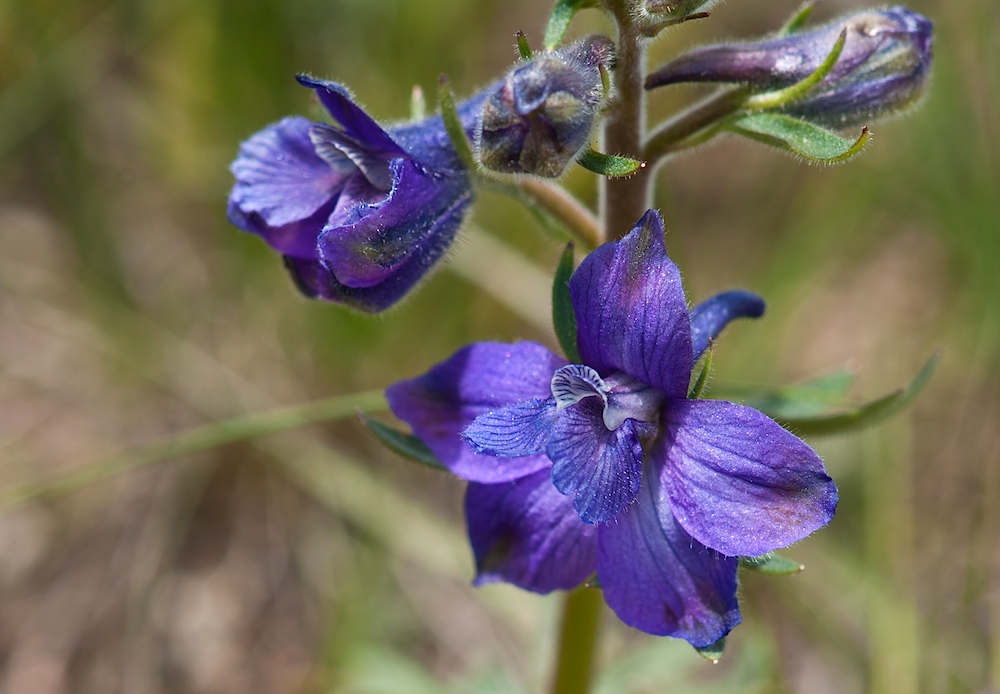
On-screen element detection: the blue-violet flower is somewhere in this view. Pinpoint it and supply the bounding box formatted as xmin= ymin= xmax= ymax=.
xmin=479 ymin=36 xmax=614 ymax=177
xmin=646 ymin=6 xmax=933 ymax=128
xmin=228 ymin=76 xmax=486 ymax=312
xmin=387 ymin=210 xmax=838 ymax=645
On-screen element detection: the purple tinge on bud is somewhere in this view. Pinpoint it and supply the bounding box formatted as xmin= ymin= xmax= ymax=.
xmin=646 ymin=6 xmax=933 ymax=128
xmin=228 ymin=77 xmax=486 ymax=312
xmin=479 ymin=35 xmax=615 ymax=177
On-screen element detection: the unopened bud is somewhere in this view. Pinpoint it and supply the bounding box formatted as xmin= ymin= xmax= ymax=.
xmin=646 ymin=6 xmax=933 ymax=128
xmin=479 ymin=35 xmax=615 ymax=177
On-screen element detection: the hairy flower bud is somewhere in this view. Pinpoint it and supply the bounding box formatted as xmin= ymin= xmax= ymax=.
xmin=479 ymin=35 xmax=614 ymax=177
xmin=646 ymin=6 xmax=933 ymax=128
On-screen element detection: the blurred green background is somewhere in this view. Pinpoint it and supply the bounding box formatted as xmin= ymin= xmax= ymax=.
xmin=0 ymin=0 xmax=997 ymax=691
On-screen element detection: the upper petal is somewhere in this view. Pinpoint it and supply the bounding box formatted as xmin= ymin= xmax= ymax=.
xmin=689 ymin=290 xmax=766 ymax=361
xmin=597 ymin=462 xmax=740 ymax=645
xmin=317 ymin=158 xmax=471 ymax=288
xmin=547 ymin=399 xmax=643 ymax=524
xmin=570 ymin=209 xmax=693 ymax=398
xmin=466 ymin=470 xmax=597 ymax=594
xmin=296 ymin=76 xmax=405 ymax=157
xmin=657 ymin=399 xmax=838 ymax=557
xmin=229 ymin=116 xmax=346 ymax=231
xmin=386 ymin=342 xmax=568 ymax=482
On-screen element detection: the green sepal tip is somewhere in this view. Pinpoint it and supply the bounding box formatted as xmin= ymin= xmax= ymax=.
xmin=577 ymin=148 xmax=645 ymax=177
xmin=437 ymin=74 xmax=476 ymax=170
xmin=516 ymin=31 xmax=533 ymax=60
xmin=740 ymin=552 xmax=805 ymax=575
xmin=727 ymin=112 xmax=870 ymax=164
xmin=776 ymin=353 xmax=939 ymax=436
xmin=688 ymin=344 xmax=714 ymax=399
xmin=745 ymin=29 xmax=846 ymax=111
xmin=544 ymin=0 xmax=598 ymax=50
xmin=552 ymin=242 xmax=581 ymax=363
xmin=779 ymin=0 xmax=817 ymax=35
xmin=694 ymin=636 xmax=726 ymax=663
xmin=357 ymin=412 xmax=447 ymax=471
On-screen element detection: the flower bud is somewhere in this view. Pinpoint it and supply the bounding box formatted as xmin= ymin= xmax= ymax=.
xmin=646 ymin=6 xmax=933 ymax=128
xmin=479 ymin=35 xmax=615 ymax=177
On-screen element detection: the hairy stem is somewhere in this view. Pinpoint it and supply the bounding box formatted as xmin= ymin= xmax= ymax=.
xmin=516 ymin=178 xmax=602 ymax=249
xmin=643 ymin=87 xmax=749 ymax=167
xmin=600 ymin=2 xmax=650 ymax=241
xmin=551 ymin=587 xmax=603 ymax=694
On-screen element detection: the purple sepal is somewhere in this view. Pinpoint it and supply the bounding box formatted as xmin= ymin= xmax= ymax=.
xmin=466 ymin=470 xmax=597 ymax=593
xmin=464 ymin=398 xmax=557 ymax=458
xmin=657 ymin=399 xmax=838 ymax=557
xmin=597 ymin=463 xmax=740 ymax=646
xmin=570 ymin=210 xmax=693 ymax=398
xmin=689 ymin=290 xmax=766 ymax=361
xmin=547 ymin=399 xmax=643 ymax=524
xmin=386 ymin=342 xmax=568 ymax=483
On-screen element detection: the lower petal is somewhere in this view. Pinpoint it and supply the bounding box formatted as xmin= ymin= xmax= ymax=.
xmin=547 ymin=400 xmax=643 ymax=524
xmin=464 ymin=398 xmax=557 ymax=457
xmin=387 ymin=342 xmax=568 ymax=482
xmin=597 ymin=467 xmax=740 ymax=645
xmin=658 ymin=399 xmax=838 ymax=557
xmin=466 ymin=470 xmax=597 ymax=593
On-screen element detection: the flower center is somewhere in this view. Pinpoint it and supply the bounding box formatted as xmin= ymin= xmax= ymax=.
xmin=550 ymin=364 xmax=664 ymax=431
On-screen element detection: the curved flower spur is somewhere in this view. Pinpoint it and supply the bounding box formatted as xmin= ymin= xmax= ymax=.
xmin=228 ymin=77 xmax=485 ymax=312
xmin=387 ymin=210 xmax=838 ymax=645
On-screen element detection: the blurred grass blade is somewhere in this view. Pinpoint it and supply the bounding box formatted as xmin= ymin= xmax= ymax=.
xmin=1 ymin=390 xmax=388 ymax=508
xmin=357 ymin=413 xmax=447 ymax=471
xmin=714 ymin=371 xmax=856 ymax=419
xmin=544 ymin=0 xmax=598 ymax=50
xmin=778 ymin=353 xmax=939 ymax=435
xmin=727 ymin=113 xmax=870 ymax=163
xmin=552 ymin=242 xmax=580 ymax=362
xmin=695 ymin=636 xmax=726 ymax=663
xmin=577 ymin=148 xmax=645 ymax=177
xmin=740 ymin=552 xmax=805 ymax=574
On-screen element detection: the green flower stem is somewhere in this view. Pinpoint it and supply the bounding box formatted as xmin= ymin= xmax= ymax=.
xmin=1 ymin=389 xmax=388 ymax=509
xmin=601 ymin=1 xmax=649 ymax=241
xmin=643 ymin=87 xmax=749 ymax=166
xmin=516 ymin=177 xmax=602 ymax=249
xmin=551 ymin=587 xmax=603 ymax=694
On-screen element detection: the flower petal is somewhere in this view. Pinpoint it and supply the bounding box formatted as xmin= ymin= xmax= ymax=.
xmin=464 ymin=398 xmax=557 ymax=457
xmin=547 ymin=399 xmax=643 ymax=524
xmin=228 ymin=196 xmax=335 ymax=259
xmin=387 ymin=342 xmax=568 ymax=482
xmin=569 ymin=209 xmax=693 ymax=398
xmin=466 ymin=470 xmax=597 ymax=593
xmin=229 ymin=116 xmax=345 ymax=232
xmin=689 ymin=290 xmax=766 ymax=361
xmin=318 ymin=158 xmax=472 ymax=289
xmin=295 ymin=76 xmax=404 ymax=157
xmin=658 ymin=399 xmax=838 ymax=557
xmin=597 ymin=464 xmax=740 ymax=645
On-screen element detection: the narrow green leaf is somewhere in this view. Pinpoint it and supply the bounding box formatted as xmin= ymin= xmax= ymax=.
xmin=746 ymin=29 xmax=846 ymax=111
xmin=552 ymin=242 xmax=580 ymax=363
xmin=409 ymin=84 xmax=426 ymax=121
xmin=688 ymin=346 xmax=714 ymax=399
xmin=740 ymin=552 xmax=805 ymax=575
xmin=544 ymin=0 xmax=598 ymax=50
xmin=695 ymin=636 xmax=726 ymax=663
xmin=516 ymin=31 xmax=533 ymax=60
xmin=777 ymin=353 xmax=939 ymax=436
xmin=437 ymin=74 xmax=476 ymax=169
xmin=779 ymin=0 xmax=817 ymax=35
xmin=358 ymin=413 xmax=447 ymax=471
xmin=577 ymin=148 xmax=645 ymax=177
xmin=727 ymin=112 xmax=870 ymax=163
xmin=713 ymin=371 xmax=856 ymax=419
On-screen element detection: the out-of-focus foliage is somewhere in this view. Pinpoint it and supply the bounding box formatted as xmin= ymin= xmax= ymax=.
xmin=0 ymin=0 xmax=997 ymax=692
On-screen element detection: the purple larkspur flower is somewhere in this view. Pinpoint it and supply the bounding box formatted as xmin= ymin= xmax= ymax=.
xmin=646 ymin=6 xmax=933 ymax=128
xmin=228 ymin=76 xmax=486 ymax=312
xmin=387 ymin=210 xmax=837 ymax=645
